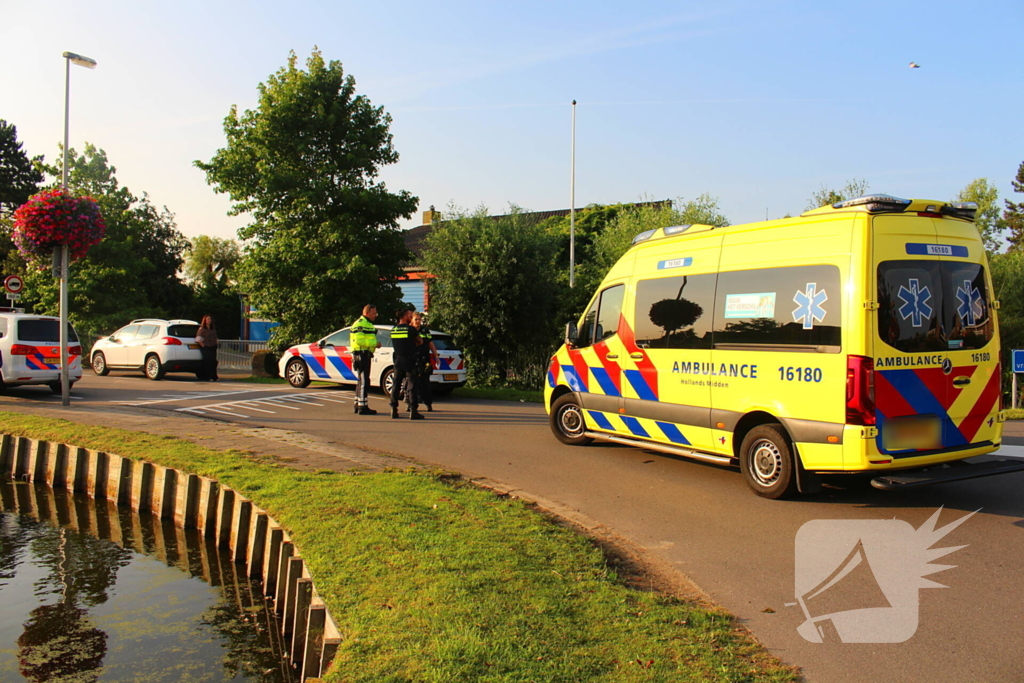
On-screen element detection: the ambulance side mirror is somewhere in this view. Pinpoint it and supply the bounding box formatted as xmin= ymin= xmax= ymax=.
xmin=565 ymin=322 xmax=578 ymax=345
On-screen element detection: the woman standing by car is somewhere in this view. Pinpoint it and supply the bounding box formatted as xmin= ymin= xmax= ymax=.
xmin=196 ymin=315 xmax=219 ymax=381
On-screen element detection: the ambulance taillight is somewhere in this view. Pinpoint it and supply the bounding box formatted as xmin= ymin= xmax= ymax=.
xmin=846 ymin=355 xmax=876 ymax=425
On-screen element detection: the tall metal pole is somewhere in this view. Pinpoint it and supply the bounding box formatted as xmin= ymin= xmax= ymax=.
xmin=60 ymin=56 xmax=72 ymax=407
xmin=569 ymin=100 xmax=576 ymax=288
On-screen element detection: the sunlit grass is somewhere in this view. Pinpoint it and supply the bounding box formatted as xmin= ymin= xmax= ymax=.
xmin=0 ymin=411 xmax=796 ymax=683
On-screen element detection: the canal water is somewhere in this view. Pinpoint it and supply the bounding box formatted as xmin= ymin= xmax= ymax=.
xmin=0 ymin=481 xmax=294 ymax=682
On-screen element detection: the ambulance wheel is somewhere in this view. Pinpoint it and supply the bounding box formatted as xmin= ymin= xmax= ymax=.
xmin=550 ymin=394 xmax=592 ymax=446
xmin=740 ymin=424 xmax=798 ymax=499
xmin=145 ymin=354 xmax=165 ymax=381
xmin=92 ymin=352 xmax=109 ymax=376
xmin=285 ymin=358 xmax=311 ymax=388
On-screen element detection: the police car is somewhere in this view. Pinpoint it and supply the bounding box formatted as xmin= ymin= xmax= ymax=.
xmin=278 ymin=324 xmax=467 ymax=394
xmin=0 ymin=310 xmax=83 ymax=393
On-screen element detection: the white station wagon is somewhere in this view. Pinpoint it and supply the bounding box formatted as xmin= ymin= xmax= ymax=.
xmin=278 ymin=324 xmax=467 ymax=395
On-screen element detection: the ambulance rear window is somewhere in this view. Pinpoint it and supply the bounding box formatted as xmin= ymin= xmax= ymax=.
xmin=877 ymin=261 xmax=994 ymax=352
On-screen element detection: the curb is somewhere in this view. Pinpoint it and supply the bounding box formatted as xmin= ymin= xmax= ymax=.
xmin=0 ymin=432 xmax=339 ymax=681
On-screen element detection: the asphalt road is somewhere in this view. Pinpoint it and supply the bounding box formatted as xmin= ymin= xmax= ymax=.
xmin=4 ymin=372 xmax=1024 ymax=683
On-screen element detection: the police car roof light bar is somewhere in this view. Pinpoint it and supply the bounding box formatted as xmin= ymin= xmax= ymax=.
xmin=832 ymin=194 xmax=912 ymax=212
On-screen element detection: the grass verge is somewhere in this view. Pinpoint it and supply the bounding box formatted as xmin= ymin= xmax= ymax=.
xmin=454 ymin=386 xmax=544 ymax=403
xmin=1004 ymin=408 xmax=1024 ymax=420
xmin=0 ymin=412 xmax=796 ymax=682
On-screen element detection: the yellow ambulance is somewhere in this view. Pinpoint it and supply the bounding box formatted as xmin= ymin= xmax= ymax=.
xmin=545 ymin=195 xmax=1023 ymax=498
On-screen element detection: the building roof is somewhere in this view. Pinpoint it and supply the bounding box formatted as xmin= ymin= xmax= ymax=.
xmin=403 ymin=199 xmax=671 ymax=268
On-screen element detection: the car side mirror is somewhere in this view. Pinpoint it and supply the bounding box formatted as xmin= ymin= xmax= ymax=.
xmin=565 ymin=322 xmax=578 ymax=345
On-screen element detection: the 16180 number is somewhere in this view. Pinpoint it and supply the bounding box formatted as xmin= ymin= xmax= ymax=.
xmin=778 ymin=367 xmax=822 ymax=382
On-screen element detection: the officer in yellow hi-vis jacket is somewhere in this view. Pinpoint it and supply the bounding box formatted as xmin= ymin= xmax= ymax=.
xmin=350 ymin=304 xmax=380 ymax=415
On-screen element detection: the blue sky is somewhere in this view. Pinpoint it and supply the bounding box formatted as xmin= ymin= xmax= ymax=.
xmin=3 ymin=0 xmax=1022 ymax=242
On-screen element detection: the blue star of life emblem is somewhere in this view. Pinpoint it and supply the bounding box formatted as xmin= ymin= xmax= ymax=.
xmin=955 ymin=279 xmax=984 ymax=327
xmin=897 ymin=278 xmax=933 ymax=327
xmin=792 ymin=283 xmax=828 ymax=330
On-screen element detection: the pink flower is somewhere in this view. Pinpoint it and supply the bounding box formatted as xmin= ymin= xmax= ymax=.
xmin=12 ymin=189 xmax=105 ymax=265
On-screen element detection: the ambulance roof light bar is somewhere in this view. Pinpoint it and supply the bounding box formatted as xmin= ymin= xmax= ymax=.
xmin=632 ymin=228 xmax=658 ymax=245
xmin=944 ymin=202 xmax=978 ymax=221
xmin=832 ymin=194 xmax=912 ymax=212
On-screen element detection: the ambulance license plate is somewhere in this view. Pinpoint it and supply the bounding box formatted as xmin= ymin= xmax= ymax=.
xmin=883 ymin=417 xmax=942 ymax=451
xmin=443 ymin=374 xmax=458 ymax=381
xmin=188 ymin=343 xmax=200 ymax=349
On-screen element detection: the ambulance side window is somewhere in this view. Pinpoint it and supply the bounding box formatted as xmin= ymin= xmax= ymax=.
xmin=595 ymin=285 xmax=624 ymax=343
xmin=713 ymin=265 xmax=842 ymax=351
xmin=577 ymin=284 xmax=624 ymax=348
xmin=634 ymin=274 xmax=716 ymax=349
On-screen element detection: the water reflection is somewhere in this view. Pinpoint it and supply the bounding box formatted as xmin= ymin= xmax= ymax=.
xmin=0 ymin=481 xmax=292 ymax=683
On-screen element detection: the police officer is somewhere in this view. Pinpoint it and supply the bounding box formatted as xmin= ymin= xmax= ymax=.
xmin=411 ymin=312 xmax=438 ymax=412
xmin=350 ymin=304 xmax=380 ymax=415
xmin=389 ymin=307 xmax=424 ymax=420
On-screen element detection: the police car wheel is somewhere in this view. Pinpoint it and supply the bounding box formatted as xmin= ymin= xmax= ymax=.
xmin=382 ymin=368 xmax=405 ymax=398
xmin=145 ymin=354 xmax=165 ymax=381
xmin=92 ymin=352 xmax=109 ymax=376
xmin=48 ymin=380 xmax=74 ymax=394
xmin=739 ymin=424 xmax=798 ymax=499
xmin=286 ymin=358 xmax=311 ymax=388
xmin=550 ymin=394 xmax=592 ymax=446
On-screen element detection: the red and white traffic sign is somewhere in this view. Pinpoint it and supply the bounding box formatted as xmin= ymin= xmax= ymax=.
xmin=4 ymin=275 xmax=23 ymax=294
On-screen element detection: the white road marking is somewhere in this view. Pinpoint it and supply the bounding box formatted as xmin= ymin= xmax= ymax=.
xmin=116 ymin=389 xmax=286 ymax=406
xmin=172 ymin=389 xmax=349 ymax=418
xmin=993 ymin=444 xmax=1024 ymax=460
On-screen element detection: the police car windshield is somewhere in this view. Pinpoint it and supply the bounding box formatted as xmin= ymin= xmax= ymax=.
xmin=877 ymin=260 xmax=994 ymax=352
xmin=430 ymin=335 xmax=459 ymax=351
xmin=17 ymin=319 xmax=79 ymax=343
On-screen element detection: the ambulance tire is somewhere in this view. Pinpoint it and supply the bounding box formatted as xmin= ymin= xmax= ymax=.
xmin=286 ymin=358 xmax=311 ymax=388
xmin=740 ymin=424 xmax=798 ymax=499
xmin=550 ymin=394 xmax=592 ymax=446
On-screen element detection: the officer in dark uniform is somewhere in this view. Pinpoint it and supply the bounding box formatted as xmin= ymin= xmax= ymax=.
xmin=411 ymin=312 xmax=438 ymax=411
xmin=389 ymin=307 xmax=424 ymax=420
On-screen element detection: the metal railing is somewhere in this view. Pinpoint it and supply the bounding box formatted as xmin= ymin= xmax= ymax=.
xmin=217 ymin=339 xmax=269 ymax=369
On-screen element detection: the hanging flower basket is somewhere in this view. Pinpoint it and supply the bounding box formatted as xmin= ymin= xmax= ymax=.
xmin=12 ymin=189 xmax=106 ymax=262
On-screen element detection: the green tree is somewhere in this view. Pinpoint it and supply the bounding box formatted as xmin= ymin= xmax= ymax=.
xmin=196 ymin=49 xmax=416 ymax=348
xmin=423 ymin=206 xmax=561 ymax=388
xmin=1003 ymin=161 xmax=1024 ymax=252
xmin=954 ymin=178 xmax=1004 ymax=253
xmin=590 ymin=194 xmax=730 ymax=279
xmin=184 ymin=235 xmax=241 ymax=283
xmin=0 ymin=120 xmax=44 ymax=278
xmin=21 ymin=144 xmax=191 ymax=340
xmin=989 ymin=250 xmax=1024 ymax=399
xmin=0 ymin=120 xmax=43 ymax=215
xmin=805 ymin=178 xmax=870 ymax=211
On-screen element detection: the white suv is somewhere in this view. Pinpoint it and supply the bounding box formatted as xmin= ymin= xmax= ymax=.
xmin=0 ymin=310 xmax=83 ymax=393
xmin=91 ymin=319 xmax=203 ymax=380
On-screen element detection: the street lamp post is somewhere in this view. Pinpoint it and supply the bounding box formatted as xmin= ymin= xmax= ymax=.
xmin=59 ymin=51 xmax=96 ymax=407
xmin=569 ymin=99 xmax=576 ymax=288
